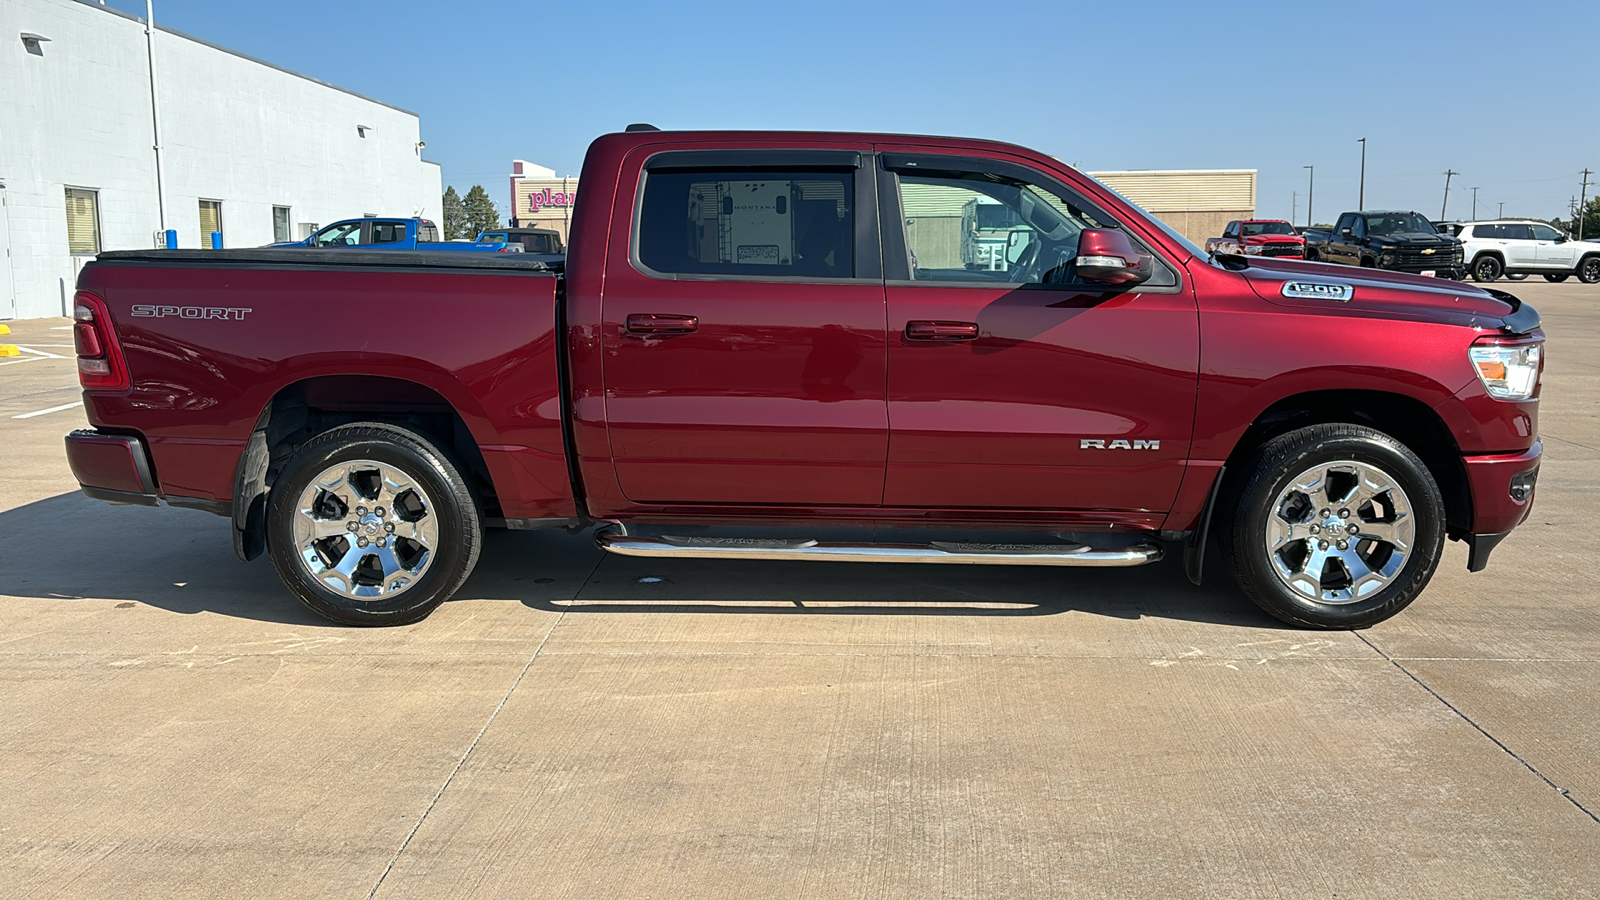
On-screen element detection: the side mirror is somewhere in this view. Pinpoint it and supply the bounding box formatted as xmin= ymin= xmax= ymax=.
xmin=1556 ymin=234 xmax=1569 ymax=243
xmin=1076 ymin=228 xmax=1152 ymax=286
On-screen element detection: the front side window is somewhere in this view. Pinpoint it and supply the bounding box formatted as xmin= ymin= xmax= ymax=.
xmin=1224 ymin=222 xmax=1239 ymax=238
xmin=312 ymin=222 xmax=363 ymax=247
xmin=64 ymin=188 xmax=100 ymax=255
xmin=272 ymin=206 xmax=292 ymax=243
xmin=894 ymin=170 xmax=1119 ymax=286
xmin=1529 ymin=223 xmax=1563 ymax=242
xmin=637 ymin=169 xmax=854 ymax=278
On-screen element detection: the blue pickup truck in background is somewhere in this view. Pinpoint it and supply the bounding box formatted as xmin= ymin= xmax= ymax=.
xmin=271 ymin=218 xmax=513 ymax=252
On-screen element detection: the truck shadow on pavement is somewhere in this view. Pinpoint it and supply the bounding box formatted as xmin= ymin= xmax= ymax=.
xmin=0 ymin=492 xmax=1281 ymax=630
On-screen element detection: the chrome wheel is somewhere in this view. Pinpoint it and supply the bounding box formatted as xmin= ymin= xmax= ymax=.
xmin=292 ymin=459 xmax=438 ymax=600
xmin=1264 ymin=461 xmax=1415 ymax=604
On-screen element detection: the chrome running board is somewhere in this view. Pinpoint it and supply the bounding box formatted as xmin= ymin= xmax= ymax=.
xmin=595 ymin=531 xmax=1164 ymax=568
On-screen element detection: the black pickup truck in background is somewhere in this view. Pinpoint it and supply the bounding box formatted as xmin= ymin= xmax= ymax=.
xmin=1304 ymin=210 xmax=1465 ymax=278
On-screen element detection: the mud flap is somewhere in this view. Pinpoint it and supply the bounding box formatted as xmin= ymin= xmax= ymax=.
xmin=232 ymin=430 xmax=269 ymax=562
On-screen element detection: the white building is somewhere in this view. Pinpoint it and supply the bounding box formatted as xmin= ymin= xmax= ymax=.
xmin=1 ymin=0 xmax=442 ymax=320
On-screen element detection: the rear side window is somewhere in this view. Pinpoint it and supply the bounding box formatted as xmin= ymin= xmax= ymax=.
xmin=1473 ymin=224 xmax=1502 ymax=239
xmin=370 ymin=222 xmax=408 ymax=244
xmin=637 ymin=170 xmax=854 ymax=278
xmin=1501 ymin=224 xmax=1534 ymax=240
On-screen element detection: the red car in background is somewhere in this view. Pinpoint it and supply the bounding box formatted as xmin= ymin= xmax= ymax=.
xmin=1206 ymin=219 xmax=1306 ymax=259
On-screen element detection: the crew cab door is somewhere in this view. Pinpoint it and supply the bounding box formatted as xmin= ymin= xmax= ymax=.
xmin=599 ymin=146 xmax=888 ymax=506
xmin=877 ymin=150 xmax=1198 ymax=513
xmin=1530 ymin=222 xmax=1578 ymax=268
xmin=1330 ymin=214 xmax=1367 ymax=264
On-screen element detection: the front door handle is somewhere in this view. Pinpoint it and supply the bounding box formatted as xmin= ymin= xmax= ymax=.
xmin=905 ymin=320 xmax=979 ymax=341
xmin=625 ymin=313 xmax=699 ymax=335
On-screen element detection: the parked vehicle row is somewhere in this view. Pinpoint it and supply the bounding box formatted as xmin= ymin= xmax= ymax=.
xmin=65 ymin=126 xmax=1544 ymax=633
xmin=271 ymin=218 xmax=517 ymax=253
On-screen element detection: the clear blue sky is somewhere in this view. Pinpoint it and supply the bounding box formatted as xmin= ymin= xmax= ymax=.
xmin=107 ymin=0 xmax=1599 ymax=225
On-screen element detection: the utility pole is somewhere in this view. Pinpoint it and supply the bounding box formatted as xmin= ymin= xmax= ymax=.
xmin=1441 ymin=169 xmax=1457 ymax=221
xmin=1303 ymin=165 xmax=1314 ymax=227
xmin=1357 ymin=139 xmax=1367 ymax=210
xmin=1470 ymin=186 xmax=1478 ymax=220
xmin=145 ymin=0 xmax=168 ymax=243
xmin=1580 ymin=169 xmax=1593 ymax=241
xmin=1498 ymin=202 xmax=1504 ymax=219
xmin=1292 ymin=191 xmax=1297 ymax=226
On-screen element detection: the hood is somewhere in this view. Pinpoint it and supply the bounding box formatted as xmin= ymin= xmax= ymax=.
xmin=1230 ymin=257 xmax=1531 ymax=331
xmin=1368 ymin=232 xmax=1459 ymax=246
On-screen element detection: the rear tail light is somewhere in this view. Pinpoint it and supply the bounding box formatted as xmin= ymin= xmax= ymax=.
xmin=1469 ymin=336 xmax=1542 ymax=401
xmin=74 ymin=292 xmax=131 ymax=391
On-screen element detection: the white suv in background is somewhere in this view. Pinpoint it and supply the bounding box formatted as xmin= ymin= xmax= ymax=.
xmin=1458 ymin=220 xmax=1600 ymax=283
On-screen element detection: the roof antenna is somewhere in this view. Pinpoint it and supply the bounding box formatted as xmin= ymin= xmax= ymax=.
xmin=625 ymin=123 xmax=661 ymax=133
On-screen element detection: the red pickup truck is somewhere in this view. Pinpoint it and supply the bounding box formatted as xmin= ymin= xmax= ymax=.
xmin=1205 ymin=219 xmax=1307 ymax=259
xmin=65 ymin=127 xmax=1544 ymax=630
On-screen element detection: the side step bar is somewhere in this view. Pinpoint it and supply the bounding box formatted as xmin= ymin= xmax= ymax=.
xmin=595 ymin=532 xmax=1164 ymax=568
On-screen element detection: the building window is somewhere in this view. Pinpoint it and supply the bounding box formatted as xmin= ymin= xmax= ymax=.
xmin=198 ymin=200 xmax=224 ymax=246
xmin=65 ymin=188 xmax=101 ymax=255
xmin=272 ymin=206 xmax=292 ymax=243
xmin=299 ymin=222 xmax=319 ymax=240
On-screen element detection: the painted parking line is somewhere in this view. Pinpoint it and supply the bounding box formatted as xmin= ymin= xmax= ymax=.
xmin=12 ymin=401 xmax=84 ymax=420
xmin=13 ymin=345 xmax=69 ymax=359
xmin=0 ymin=355 xmax=56 ymax=367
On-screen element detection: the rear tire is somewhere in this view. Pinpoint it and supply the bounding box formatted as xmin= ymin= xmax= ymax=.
xmin=1578 ymin=256 xmax=1600 ymax=284
xmin=1471 ymin=255 xmax=1502 ymax=282
xmin=1220 ymin=424 xmax=1445 ymax=629
xmin=1544 ymin=274 xmax=1569 ymax=283
xmin=266 ymin=422 xmax=482 ymax=626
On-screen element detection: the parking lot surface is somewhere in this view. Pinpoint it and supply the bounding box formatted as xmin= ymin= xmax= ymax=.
xmin=2 ymin=283 xmax=1598 ymax=898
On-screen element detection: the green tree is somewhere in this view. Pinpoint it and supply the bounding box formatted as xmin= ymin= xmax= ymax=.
xmin=1561 ymin=196 xmax=1600 ymax=242
xmin=462 ymin=185 xmax=502 ymax=239
xmin=441 ymin=186 xmax=468 ymax=240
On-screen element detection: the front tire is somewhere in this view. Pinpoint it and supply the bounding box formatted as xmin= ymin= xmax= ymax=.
xmin=1578 ymin=256 xmax=1600 ymax=284
xmin=1472 ymin=255 xmax=1502 ymax=282
xmin=266 ymin=422 xmax=482 ymax=626
xmin=1220 ymin=424 xmax=1445 ymax=629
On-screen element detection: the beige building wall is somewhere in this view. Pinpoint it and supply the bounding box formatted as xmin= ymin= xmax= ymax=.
xmin=508 ymin=160 xmax=578 ymax=242
xmin=1089 ymin=170 xmax=1256 ymax=245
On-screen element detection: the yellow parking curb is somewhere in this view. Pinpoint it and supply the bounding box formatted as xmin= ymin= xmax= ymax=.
xmin=0 ymin=345 xmax=20 ymax=357
xmin=0 ymin=324 xmax=11 ymax=334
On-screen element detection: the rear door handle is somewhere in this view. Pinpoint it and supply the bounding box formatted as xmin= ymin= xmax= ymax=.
xmin=905 ymin=320 xmax=979 ymax=341
xmin=625 ymin=313 xmax=699 ymax=335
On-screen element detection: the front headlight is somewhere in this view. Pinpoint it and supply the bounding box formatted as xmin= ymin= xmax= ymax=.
xmin=1243 ymin=244 xmax=1264 ymax=255
xmin=1469 ymin=339 xmax=1543 ymax=400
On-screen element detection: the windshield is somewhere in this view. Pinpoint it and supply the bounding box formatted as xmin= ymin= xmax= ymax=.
xmin=1242 ymin=221 xmax=1295 ymax=236
xmin=1088 ymin=176 xmax=1206 ymax=261
xmin=1366 ymin=213 xmax=1436 ymax=236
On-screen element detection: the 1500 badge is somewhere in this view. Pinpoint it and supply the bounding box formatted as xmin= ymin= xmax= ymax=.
xmin=1081 ymin=439 xmax=1160 ymax=450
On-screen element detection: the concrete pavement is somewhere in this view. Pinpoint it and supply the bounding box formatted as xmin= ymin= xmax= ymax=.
xmin=1 ymin=284 xmax=1597 ymax=898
